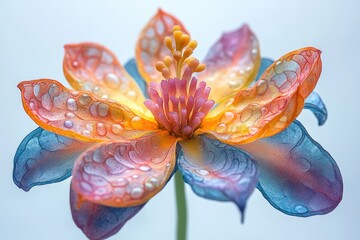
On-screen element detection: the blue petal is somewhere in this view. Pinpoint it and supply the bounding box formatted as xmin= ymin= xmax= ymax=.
xmin=255 ymin=58 xmax=274 ymax=81
xmin=13 ymin=127 xmax=92 ymax=191
xmin=177 ymin=136 xmax=258 ymax=221
xmin=70 ymin=186 xmax=144 ymax=240
xmin=240 ymin=120 xmax=343 ymax=216
xmin=124 ymin=58 xmax=148 ymax=98
xmin=304 ymin=92 xmax=328 ymax=125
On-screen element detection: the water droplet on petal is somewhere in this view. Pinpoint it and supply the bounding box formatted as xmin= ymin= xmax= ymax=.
xmin=67 ymin=98 xmax=77 ymax=111
xmin=139 ymin=165 xmax=152 ymax=172
xmin=294 ymin=205 xmax=308 ymax=213
xmin=130 ymin=187 xmax=144 ymax=199
xmin=216 ymin=123 xmax=227 ymax=133
xmin=64 ymin=120 xmax=74 ymax=128
xmin=196 ymin=169 xmax=209 ymax=176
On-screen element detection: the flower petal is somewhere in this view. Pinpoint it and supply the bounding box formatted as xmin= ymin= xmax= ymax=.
xmin=124 ymin=59 xmax=148 ymax=98
xmin=201 ymin=47 xmax=322 ymax=144
xmin=239 ymin=120 xmax=342 ymax=216
xmin=304 ymin=92 xmax=327 ymax=126
xmin=198 ymin=24 xmax=261 ymax=103
xmin=177 ymin=135 xmax=258 ymax=221
xmin=254 ymin=58 xmax=327 ymax=125
xmin=135 ymin=9 xmax=188 ymax=84
xmin=71 ymin=132 xmax=177 ymax=207
xmin=18 ymin=79 xmax=159 ymax=142
xmin=63 ymin=42 xmax=151 ymax=118
xmin=70 ymin=186 xmax=144 ymax=240
xmin=13 ymin=127 xmax=92 ymax=191
xmin=255 ymin=58 xmax=274 ymax=82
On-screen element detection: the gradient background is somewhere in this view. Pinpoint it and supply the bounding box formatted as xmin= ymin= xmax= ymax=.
xmin=1 ymin=0 xmax=359 ymax=239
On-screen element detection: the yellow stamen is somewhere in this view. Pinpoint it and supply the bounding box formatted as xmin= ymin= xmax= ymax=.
xmin=155 ymin=25 xmax=206 ymax=80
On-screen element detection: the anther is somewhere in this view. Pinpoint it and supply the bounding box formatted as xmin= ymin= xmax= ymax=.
xmin=165 ymin=36 xmax=173 ymax=51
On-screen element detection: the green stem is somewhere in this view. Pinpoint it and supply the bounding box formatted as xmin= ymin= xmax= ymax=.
xmin=175 ymin=171 xmax=187 ymax=240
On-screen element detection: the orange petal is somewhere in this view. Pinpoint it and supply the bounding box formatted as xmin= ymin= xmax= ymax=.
xmin=198 ymin=24 xmax=261 ymax=103
xmin=18 ymin=79 xmax=159 ymax=142
xmin=63 ymin=42 xmax=152 ymax=119
xmin=200 ymin=47 xmax=322 ymax=144
xmin=135 ymin=9 xmax=188 ymax=84
xmin=71 ymin=132 xmax=178 ymax=207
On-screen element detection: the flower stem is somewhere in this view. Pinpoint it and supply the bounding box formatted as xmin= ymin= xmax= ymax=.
xmin=175 ymin=171 xmax=187 ymax=240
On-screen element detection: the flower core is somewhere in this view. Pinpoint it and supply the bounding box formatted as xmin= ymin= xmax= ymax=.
xmin=144 ymin=26 xmax=215 ymax=139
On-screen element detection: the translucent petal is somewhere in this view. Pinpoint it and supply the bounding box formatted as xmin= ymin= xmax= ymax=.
xmin=201 ymin=47 xmax=322 ymax=144
xmin=135 ymin=9 xmax=188 ymax=84
xmin=198 ymin=24 xmax=261 ymax=103
xmin=239 ymin=120 xmax=343 ymax=216
xmin=18 ymin=79 xmax=159 ymax=142
xmin=70 ymin=186 xmax=144 ymax=240
xmin=124 ymin=58 xmax=148 ymax=98
xmin=255 ymin=58 xmax=274 ymax=82
xmin=304 ymin=92 xmax=327 ymax=125
xmin=63 ymin=43 xmax=151 ymax=118
xmin=71 ymin=132 xmax=177 ymax=207
xmin=177 ymin=135 xmax=258 ymax=221
xmin=253 ymin=58 xmax=327 ymax=125
xmin=13 ymin=127 xmax=92 ymax=191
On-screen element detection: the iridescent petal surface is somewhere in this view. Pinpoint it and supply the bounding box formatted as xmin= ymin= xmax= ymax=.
xmin=71 ymin=132 xmax=177 ymax=207
xmin=177 ymin=135 xmax=258 ymax=220
xmin=239 ymin=120 xmax=343 ymax=216
xmin=63 ymin=42 xmax=150 ymax=117
xmin=304 ymin=92 xmax=327 ymax=125
xmin=202 ymin=47 xmax=322 ymax=144
xmin=13 ymin=127 xmax=92 ymax=191
xmin=136 ymin=9 xmax=188 ymax=84
xmin=199 ymin=24 xmax=261 ymax=103
xmin=70 ymin=186 xmax=144 ymax=240
xmin=18 ymin=79 xmax=158 ymax=142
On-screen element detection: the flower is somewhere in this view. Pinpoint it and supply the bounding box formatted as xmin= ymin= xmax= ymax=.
xmin=14 ymin=9 xmax=342 ymax=240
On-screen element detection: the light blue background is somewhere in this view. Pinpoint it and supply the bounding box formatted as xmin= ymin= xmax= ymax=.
xmin=1 ymin=0 xmax=359 ymax=239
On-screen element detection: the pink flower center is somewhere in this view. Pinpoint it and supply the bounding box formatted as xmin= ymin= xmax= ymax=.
xmin=144 ymin=25 xmax=214 ymax=138
xmin=145 ymin=77 xmax=214 ymax=139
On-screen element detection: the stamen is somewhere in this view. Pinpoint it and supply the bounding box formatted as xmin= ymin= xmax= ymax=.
xmin=145 ymin=76 xmax=215 ymax=139
xmin=155 ymin=25 xmax=206 ymax=80
xmin=146 ymin=25 xmax=214 ymax=139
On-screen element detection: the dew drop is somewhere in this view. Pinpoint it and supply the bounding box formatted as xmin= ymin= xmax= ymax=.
xmin=33 ymin=84 xmax=41 ymax=97
xmin=105 ymin=73 xmax=120 ymax=88
xmin=127 ymin=90 xmax=137 ymax=99
xmin=82 ymin=130 xmax=91 ymax=136
xmin=97 ymin=103 xmax=109 ymax=117
xmin=216 ymin=123 xmax=228 ymax=133
xmin=79 ymin=94 xmax=91 ymax=105
xmin=67 ymin=98 xmax=77 ymax=111
xmin=139 ymin=165 xmax=152 ymax=172
xmin=145 ymin=182 xmax=155 ymax=191
xmin=132 ymin=174 xmax=139 ymax=179
xmin=148 ymin=177 xmax=159 ymax=187
xmin=294 ymin=205 xmax=308 ymax=214
xmin=65 ymin=112 xmax=76 ymax=118
xmin=29 ymin=101 xmax=35 ymax=109
xmin=196 ymin=169 xmax=209 ymax=176
xmin=64 ymin=120 xmax=74 ymax=128
xmin=72 ymin=61 xmax=79 ymax=67
xmin=96 ymin=122 xmax=107 ymax=136
xmin=113 ymin=178 xmax=128 ymax=187
xmin=221 ymin=112 xmax=235 ymax=124
xmin=130 ymin=187 xmax=144 ymax=199
xmin=111 ymin=124 xmax=123 ymax=134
